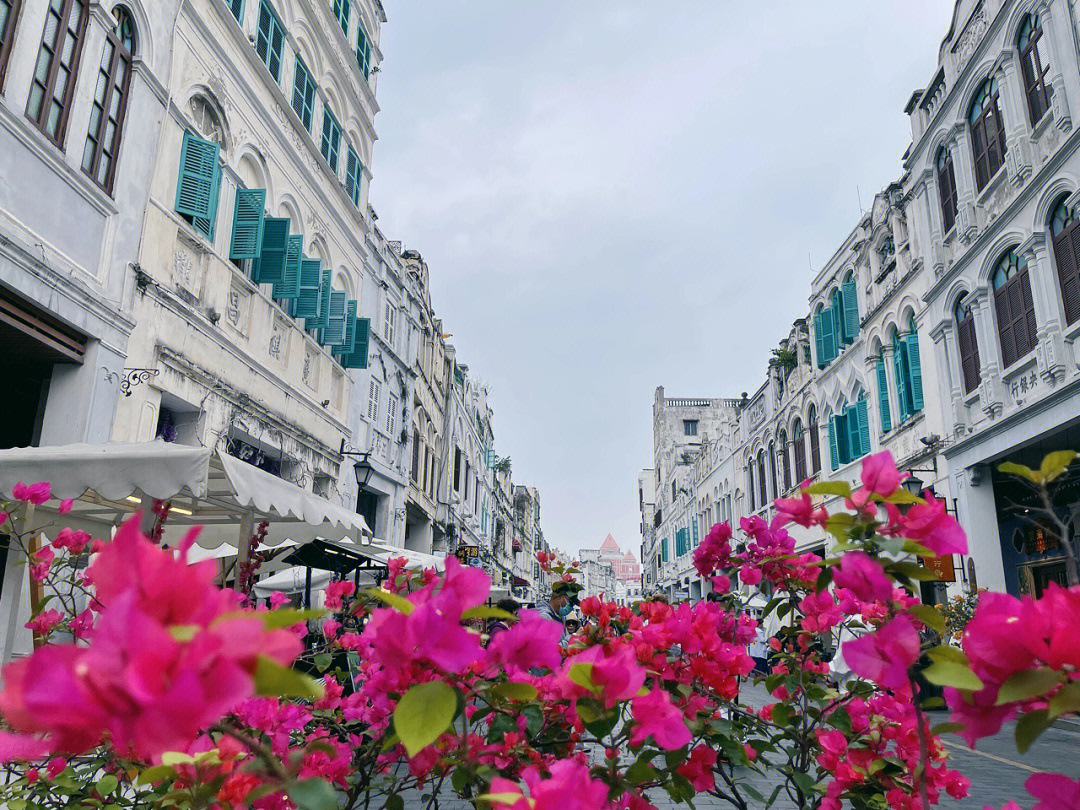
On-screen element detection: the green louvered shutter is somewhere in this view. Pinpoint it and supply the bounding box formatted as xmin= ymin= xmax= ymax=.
xmin=692 ymin=518 xmax=699 ymax=545
xmin=191 ymin=162 xmax=222 ymax=240
xmin=175 ymin=132 xmax=220 ymax=220
xmin=273 ymin=235 xmax=303 ymax=298
xmin=321 ymin=290 xmax=347 ymax=346
xmin=292 ymin=258 xmax=322 ymax=319
xmin=227 ymin=0 xmax=244 ymax=22
xmin=820 ymin=308 xmax=835 ymax=363
xmin=343 ymin=317 xmax=370 ymax=368
xmin=332 ymin=0 xmax=350 ymax=34
xmin=307 ymin=265 xmax=332 ymax=331
xmin=814 ymin=312 xmax=825 ymax=368
xmin=906 ymin=331 xmax=924 ymax=412
xmin=842 ymin=278 xmax=859 ymax=342
xmin=292 ymin=58 xmax=315 ymax=130
xmin=876 ymin=357 xmax=892 ymax=433
xmin=254 ymin=217 xmax=289 ymax=284
xmin=357 ymin=26 xmax=372 ymax=78
xmin=893 ymin=341 xmax=909 ymax=422
xmin=661 ymin=538 xmax=668 ymax=563
xmin=229 ymin=188 xmax=266 ymax=260
xmin=828 ymin=416 xmax=840 ymax=470
xmin=855 ymin=399 xmax=870 ymax=457
xmin=333 ymin=301 xmax=358 ymax=355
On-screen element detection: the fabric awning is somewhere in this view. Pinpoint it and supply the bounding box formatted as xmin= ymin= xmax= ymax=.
xmin=0 ymin=441 xmax=370 ymax=553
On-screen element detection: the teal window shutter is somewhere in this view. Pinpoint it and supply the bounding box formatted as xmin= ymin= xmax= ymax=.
xmin=333 ymin=300 xmax=358 ymax=355
xmin=229 ymin=188 xmax=266 ymax=260
xmin=893 ymin=338 xmax=910 ymax=421
xmin=321 ymin=108 xmax=342 ymax=172
xmin=356 ymin=26 xmax=372 ymax=78
xmin=876 ymin=356 xmax=892 ymax=432
xmin=292 ymin=58 xmax=315 ymax=131
xmin=661 ymin=538 xmax=668 ymax=563
xmin=321 ymin=290 xmax=347 ymax=346
xmin=332 ymin=0 xmax=350 ymax=35
xmin=292 ymin=258 xmax=322 ymax=319
xmin=253 ymin=217 xmax=290 ymax=284
xmin=192 ymin=162 xmax=222 ymax=241
xmin=227 ymin=0 xmax=245 ymax=23
xmin=343 ymin=317 xmax=370 ymax=368
xmin=256 ymin=0 xmax=284 ymax=81
xmin=307 ymin=265 xmax=332 ymax=331
xmin=828 ymin=416 xmax=840 ymax=470
xmin=345 ymin=147 xmax=362 ymax=207
xmin=691 ymin=518 xmax=699 ymax=545
xmin=814 ymin=312 xmax=825 ymax=368
xmin=906 ymin=331 xmax=924 ymax=412
xmin=820 ymin=308 xmax=835 ymax=363
xmin=855 ymin=399 xmax=870 ymax=458
xmin=272 ymin=234 xmax=303 ymax=298
xmin=842 ymin=278 xmax=859 ymax=342
xmin=175 ymin=131 xmax=220 ymax=220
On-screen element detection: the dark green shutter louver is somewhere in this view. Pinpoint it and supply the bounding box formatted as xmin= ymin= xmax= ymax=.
xmin=333 ymin=301 xmax=358 ymax=355
xmin=307 ymin=265 xmax=332 ymax=331
xmin=820 ymin=308 xmax=835 ymax=364
xmin=828 ymin=415 xmax=840 ymax=471
xmin=256 ymin=0 xmax=284 ymax=81
xmin=273 ymin=234 xmax=303 ymax=298
xmin=292 ymin=258 xmax=322 ymax=319
xmin=229 ymin=188 xmax=266 ymax=259
xmin=357 ymin=26 xmax=372 ymax=78
xmin=254 ymin=217 xmax=289 ymax=284
xmin=333 ymin=0 xmax=350 ymax=34
xmin=855 ymin=398 xmax=870 ymax=458
xmin=345 ymin=147 xmax=362 ymax=207
xmin=322 ymin=290 xmax=347 ymax=346
xmin=292 ymin=58 xmax=315 ymax=130
xmin=893 ymin=340 xmax=909 ymax=422
xmin=842 ymin=278 xmax=859 ymax=342
xmin=814 ymin=312 xmax=825 ymax=368
xmin=191 ymin=165 xmax=222 ymax=240
xmin=876 ymin=357 xmax=891 ymax=432
xmin=343 ymin=317 xmax=370 ymax=368
xmin=906 ymin=331 xmax=924 ymax=412
xmin=175 ymin=131 xmax=220 ymax=220
xmin=228 ymin=0 xmax=245 ymax=23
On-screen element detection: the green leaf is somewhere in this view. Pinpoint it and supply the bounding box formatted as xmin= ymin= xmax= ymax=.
xmin=804 ymin=481 xmax=852 ymax=498
xmin=168 ymin=624 xmax=200 ymax=642
xmin=568 ymin=662 xmax=600 ymax=694
xmin=1041 ymin=450 xmax=1077 ymax=483
xmin=394 ymin=681 xmax=457 ymax=757
xmin=254 ymin=656 xmax=325 ymax=699
xmin=313 ymin=653 xmax=333 ymax=672
xmin=930 ymin=721 xmax=967 ymax=736
xmin=382 ymin=794 xmax=404 ymax=810
xmin=881 ymin=488 xmax=923 ymax=504
xmin=490 ymin=681 xmax=538 ymax=701
xmin=29 ymin=594 xmax=56 ymax=620
xmin=461 ymin=606 xmax=516 ymax=620
xmin=95 ymin=775 xmax=118 ymax=795
xmin=926 ymin=644 xmax=969 ymax=665
xmin=921 ymin=661 xmax=984 ymax=691
xmin=159 ymin=752 xmax=196 ymax=766
xmin=1015 ymin=709 xmax=1052 ymax=754
xmin=907 ymin=603 xmax=945 ymax=634
xmin=996 ymin=668 xmax=1065 ymax=705
xmin=625 ymin=757 xmax=658 ymax=785
xmin=262 ymin=608 xmax=325 ymax=629
xmin=287 ymin=778 xmax=339 ymax=810
xmin=900 ymin=540 xmax=936 ymax=556
xmin=475 ymin=794 xmax=524 ymax=805
xmin=998 ymin=461 xmax=1041 ymax=484
xmin=1049 ymin=681 xmax=1080 ymax=719
xmin=135 ymin=765 xmax=175 ymax=785
xmin=891 ymin=562 xmax=943 ymax=582
xmin=364 ymin=588 xmax=415 ymax=615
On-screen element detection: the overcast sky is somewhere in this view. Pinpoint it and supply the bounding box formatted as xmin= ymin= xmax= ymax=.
xmin=369 ymin=2 xmax=954 ymax=557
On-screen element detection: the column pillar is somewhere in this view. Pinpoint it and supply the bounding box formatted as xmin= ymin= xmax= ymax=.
xmin=949 ymin=125 xmax=981 ymax=243
xmin=1018 ymin=233 xmax=1067 ymax=384
xmin=1037 ymin=0 xmax=1074 ymax=131
xmin=995 ymin=54 xmax=1035 ymax=186
xmin=930 ymin=319 xmax=966 ymax=435
xmin=968 ymin=287 xmax=1004 ymax=417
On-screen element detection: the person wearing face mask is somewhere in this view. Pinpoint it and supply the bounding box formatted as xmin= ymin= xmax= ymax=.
xmin=536 ymin=580 xmax=582 ymax=646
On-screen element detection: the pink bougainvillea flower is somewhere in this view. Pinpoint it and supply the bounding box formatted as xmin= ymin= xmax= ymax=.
xmin=52 ymin=528 xmax=91 ymax=555
xmin=268 ymin=592 xmax=290 ymax=609
xmin=859 ymin=451 xmax=906 ymax=498
xmin=323 ymin=580 xmax=356 ymax=610
xmin=833 ymin=551 xmax=893 ymax=604
xmin=490 ymin=759 xmax=609 ymax=810
xmin=677 ymin=745 xmax=717 ymax=791
xmin=12 ymin=482 xmax=51 ymax=504
xmin=486 ymin=609 xmax=562 ymax=672
xmin=774 ymin=484 xmax=827 ymax=528
xmin=589 ymin=644 xmax=647 ymax=706
xmin=322 ymin=619 xmax=341 ymax=641
xmin=962 ymin=591 xmax=1036 ymax=684
xmin=68 ymin=609 xmax=94 ymax=640
xmin=738 ymin=565 xmax=763 ymax=586
xmin=630 ymin=689 xmax=692 ymax=750
xmin=1025 ymin=772 xmax=1080 ymax=810
xmin=1021 ymin=584 xmax=1080 ymax=671
xmin=710 ymin=574 xmax=731 ymax=594
xmin=842 ymin=615 xmax=920 ymax=691
xmin=24 ymin=610 xmax=63 ymax=636
xmin=692 ymin=523 xmax=732 ymax=577
xmin=893 ymin=494 xmax=968 ymax=556
xmin=56 ymin=499 xmax=74 ymax=515
xmin=45 ymin=757 xmax=66 ymax=779
xmin=944 ymin=685 xmax=1017 ymax=747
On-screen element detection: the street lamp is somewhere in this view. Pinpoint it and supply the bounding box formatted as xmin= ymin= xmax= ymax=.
xmin=902 ymin=473 xmax=924 ymax=497
xmin=353 ymin=454 xmax=375 ymax=489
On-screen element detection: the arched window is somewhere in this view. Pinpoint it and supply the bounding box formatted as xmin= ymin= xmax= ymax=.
xmin=778 ymin=430 xmax=791 ymax=491
xmin=767 ymin=441 xmax=778 ymax=499
xmin=955 ymin=293 xmax=981 ymax=393
xmin=969 ymin=77 xmax=1007 ymax=191
xmin=808 ymin=406 xmax=821 ymax=475
xmin=891 ymin=320 xmax=924 ymax=420
xmin=756 ymin=450 xmax=767 ymax=510
xmin=82 ymin=6 xmax=135 ymax=191
xmin=792 ymin=420 xmax=807 ymax=482
xmin=992 ymin=248 xmax=1038 ymax=367
xmin=936 ymin=146 xmax=958 ymax=233
xmin=746 ymin=464 xmax=755 ymax=512
xmin=1050 ymin=196 xmax=1080 ymax=324
xmin=26 ymin=0 xmax=89 ymax=145
xmin=1018 ymin=14 xmax=1052 ymax=125
xmin=0 ymin=0 xmax=21 ymax=89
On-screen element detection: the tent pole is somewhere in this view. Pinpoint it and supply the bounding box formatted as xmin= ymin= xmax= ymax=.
xmin=305 ymin=566 xmax=313 ymax=609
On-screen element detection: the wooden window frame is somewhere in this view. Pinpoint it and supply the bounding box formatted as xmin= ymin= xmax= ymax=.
xmin=26 ymin=0 xmax=89 ymax=147
xmin=993 ymin=251 xmax=1038 ymax=368
xmin=792 ymin=422 xmax=807 ymax=482
xmin=82 ymin=11 xmax=134 ymax=193
xmin=0 ymin=0 xmax=23 ymax=91
xmin=936 ymin=147 xmax=958 ymax=234
xmin=1050 ymin=199 xmax=1080 ymax=325
xmin=1018 ymin=16 xmax=1052 ymax=126
xmin=809 ymin=410 xmax=821 ymax=474
xmin=255 ymin=0 xmax=284 ymax=82
xmin=969 ymin=80 xmax=1007 ymax=191
xmin=955 ymin=296 xmax=981 ymax=394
